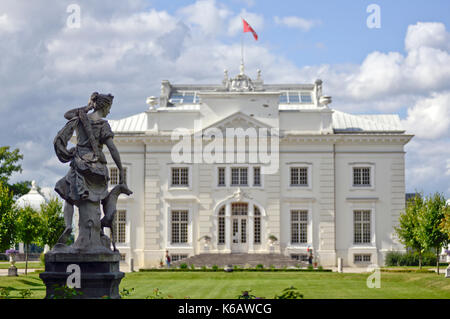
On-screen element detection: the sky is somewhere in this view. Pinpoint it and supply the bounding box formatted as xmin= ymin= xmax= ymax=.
xmin=0 ymin=0 xmax=449 ymax=197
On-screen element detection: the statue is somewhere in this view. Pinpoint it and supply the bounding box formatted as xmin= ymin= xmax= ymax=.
xmin=52 ymin=92 xmax=132 ymax=253
xmin=40 ymin=92 xmax=130 ymax=298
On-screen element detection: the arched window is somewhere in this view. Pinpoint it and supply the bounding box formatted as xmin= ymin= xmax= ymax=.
xmin=218 ymin=206 xmax=225 ymax=245
xmin=254 ymin=206 xmax=261 ymax=244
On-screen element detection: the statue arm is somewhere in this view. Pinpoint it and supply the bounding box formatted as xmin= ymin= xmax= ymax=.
xmin=104 ymin=137 xmax=125 ymax=184
xmin=64 ymin=104 xmax=94 ymax=120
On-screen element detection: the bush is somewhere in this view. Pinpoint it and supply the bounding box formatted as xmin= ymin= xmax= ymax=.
xmin=385 ymin=251 xmax=438 ymax=267
xmin=211 ymin=265 xmax=219 ymax=271
xmin=179 ymin=263 xmax=188 ymax=270
xmin=255 ymin=264 xmax=264 ymax=270
xmin=40 ymin=252 xmax=45 ymax=265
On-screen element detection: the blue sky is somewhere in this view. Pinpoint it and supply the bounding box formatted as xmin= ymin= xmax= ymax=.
xmin=0 ymin=0 xmax=449 ymax=197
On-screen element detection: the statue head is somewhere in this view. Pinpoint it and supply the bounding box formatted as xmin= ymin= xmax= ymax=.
xmin=89 ymin=92 xmax=114 ymax=117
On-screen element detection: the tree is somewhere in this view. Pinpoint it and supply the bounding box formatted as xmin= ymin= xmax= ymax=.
xmin=440 ymin=204 xmax=450 ymax=238
xmin=417 ymin=193 xmax=448 ymax=275
xmin=16 ymin=206 xmax=42 ymax=275
xmin=0 ymin=182 xmax=18 ymax=253
xmin=0 ymin=146 xmax=31 ymax=198
xmin=39 ymin=198 xmax=65 ymax=249
xmin=395 ymin=194 xmax=426 ymax=268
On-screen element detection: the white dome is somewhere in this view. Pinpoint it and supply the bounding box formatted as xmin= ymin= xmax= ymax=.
xmin=16 ymin=181 xmax=46 ymax=212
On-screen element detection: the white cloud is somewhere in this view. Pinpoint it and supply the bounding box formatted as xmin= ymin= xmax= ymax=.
xmin=177 ymin=0 xmax=231 ymax=36
xmin=274 ymin=16 xmax=320 ymax=31
xmin=401 ymin=92 xmax=450 ymax=139
xmin=405 ymin=22 xmax=450 ymax=52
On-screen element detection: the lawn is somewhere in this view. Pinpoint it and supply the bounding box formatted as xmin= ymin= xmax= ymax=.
xmin=0 ymin=271 xmax=449 ymax=299
xmin=0 ymin=262 xmax=43 ymax=270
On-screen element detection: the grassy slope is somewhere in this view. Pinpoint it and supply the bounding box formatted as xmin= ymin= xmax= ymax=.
xmin=0 ymin=262 xmax=43 ymax=269
xmin=0 ymin=271 xmax=449 ymax=299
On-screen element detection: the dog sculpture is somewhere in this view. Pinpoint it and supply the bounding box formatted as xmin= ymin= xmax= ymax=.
xmin=101 ymin=184 xmax=133 ymax=251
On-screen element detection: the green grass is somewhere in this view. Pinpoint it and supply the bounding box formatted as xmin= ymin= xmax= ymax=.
xmin=0 ymin=262 xmax=43 ymax=269
xmin=0 ymin=271 xmax=449 ymax=299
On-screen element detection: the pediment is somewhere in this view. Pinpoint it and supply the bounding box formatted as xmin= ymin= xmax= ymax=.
xmin=197 ymin=112 xmax=274 ymax=137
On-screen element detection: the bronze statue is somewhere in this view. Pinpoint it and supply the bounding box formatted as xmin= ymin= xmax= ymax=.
xmin=53 ymin=92 xmax=132 ymax=253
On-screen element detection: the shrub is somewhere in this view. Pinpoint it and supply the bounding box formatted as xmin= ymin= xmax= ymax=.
xmin=238 ymin=290 xmax=256 ymax=299
xmin=120 ymin=287 xmax=135 ymax=298
xmin=385 ymin=251 xmax=437 ymax=267
xmin=275 ymin=286 xmax=303 ymax=299
xmin=19 ymin=289 xmax=32 ymax=299
xmin=0 ymin=287 xmax=12 ymax=299
xmin=211 ymin=265 xmax=219 ymax=271
xmin=190 ymin=264 xmax=195 ymax=270
xmin=40 ymin=252 xmax=45 ymax=265
xmin=256 ymin=264 xmax=264 ymax=270
xmin=179 ymin=263 xmax=188 ymax=270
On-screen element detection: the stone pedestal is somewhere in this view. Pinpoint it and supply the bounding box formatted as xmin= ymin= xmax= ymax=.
xmin=8 ymin=266 xmax=18 ymax=277
xmin=39 ymin=251 xmax=124 ymax=299
xmin=446 ymin=265 xmax=450 ymax=278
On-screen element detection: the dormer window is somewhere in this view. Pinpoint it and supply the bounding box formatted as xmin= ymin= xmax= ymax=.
xmin=279 ymin=92 xmax=312 ymax=104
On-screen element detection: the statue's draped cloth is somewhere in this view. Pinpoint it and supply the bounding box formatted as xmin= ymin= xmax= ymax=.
xmin=54 ymin=117 xmax=114 ymax=206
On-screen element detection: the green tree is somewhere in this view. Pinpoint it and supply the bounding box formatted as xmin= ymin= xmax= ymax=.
xmin=16 ymin=206 xmax=42 ymax=275
xmin=440 ymin=203 xmax=450 ymax=239
xmin=0 ymin=182 xmax=18 ymax=253
xmin=417 ymin=193 xmax=448 ymax=275
xmin=395 ymin=194 xmax=426 ymax=268
xmin=39 ymin=198 xmax=65 ymax=249
xmin=0 ymin=146 xmax=31 ymax=198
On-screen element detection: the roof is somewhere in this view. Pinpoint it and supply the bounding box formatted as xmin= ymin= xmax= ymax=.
xmin=332 ymin=110 xmax=404 ymax=133
xmin=16 ymin=181 xmax=46 ymax=211
xmin=109 ymin=112 xmax=147 ymax=133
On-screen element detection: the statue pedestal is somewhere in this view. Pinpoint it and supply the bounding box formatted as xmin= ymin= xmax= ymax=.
xmin=446 ymin=265 xmax=450 ymax=278
xmin=39 ymin=251 xmax=124 ymax=299
xmin=8 ymin=266 xmax=18 ymax=277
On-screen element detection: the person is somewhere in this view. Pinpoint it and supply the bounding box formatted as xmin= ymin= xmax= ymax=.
xmin=54 ymin=92 xmax=126 ymax=245
xmin=165 ymin=250 xmax=171 ymax=268
xmin=308 ymin=250 xmax=313 ymax=266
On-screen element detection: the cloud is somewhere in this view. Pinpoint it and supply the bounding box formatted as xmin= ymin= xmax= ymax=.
xmin=274 ymin=16 xmax=320 ymax=31
xmin=401 ymin=92 xmax=450 ymax=139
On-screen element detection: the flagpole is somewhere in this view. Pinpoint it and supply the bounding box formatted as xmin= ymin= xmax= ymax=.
xmin=240 ymin=17 xmax=244 ymax=74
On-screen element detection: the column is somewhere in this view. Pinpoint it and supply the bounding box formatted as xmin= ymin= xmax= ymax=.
xmin=248 ymin=204 xmax=254 ymax=253
xmin=225 ymin=203 xmax=231 ymax=252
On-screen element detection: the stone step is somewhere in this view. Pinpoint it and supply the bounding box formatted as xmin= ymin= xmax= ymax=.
xmin=171 ymin=253 xmax=307 ymax=268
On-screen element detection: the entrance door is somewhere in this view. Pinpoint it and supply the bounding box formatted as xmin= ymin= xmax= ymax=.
xmin=231 ymin=203 xmax=248 ymax=252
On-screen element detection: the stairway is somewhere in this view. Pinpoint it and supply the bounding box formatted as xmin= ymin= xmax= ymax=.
xmin=171 ymin=253 xmax=307 ymax=268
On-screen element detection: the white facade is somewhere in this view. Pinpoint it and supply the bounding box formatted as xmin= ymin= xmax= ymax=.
xmin=105 ymin=67 xmax=413 ymax=268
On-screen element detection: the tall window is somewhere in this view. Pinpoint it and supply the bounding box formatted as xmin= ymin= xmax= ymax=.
xmin=354 ymin=210 xmax=371 ymax=244
xmin=253 ymin=167 xmax=261 ymax=186
xmin=171 ymin=167 xmax=189 ymax=186
xmin=171 ymin=210 xmax=189 ymax=243
xmin=291 ymin=210 xmax=308 ymax=244
xmin=114 ymin=210 xmax=127 ymax=243
xmin=254 ymin=206 xmax=261 ymax=244
xmin=231 ymin=168 xmax=248 ymax=186
xmin=353 ymin=167 xmax=371 ymax=186
xmin=218 ymin=207 xmax=225 ymax=245
xmin=218 ymin=167 xmax=226 ymax=187
xmin=290 ymin=167 xmax=308 ymax=186
xmin=109 ymin=167 xmax=127 ymax=186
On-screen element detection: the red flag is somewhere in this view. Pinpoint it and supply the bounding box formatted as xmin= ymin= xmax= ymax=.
xmin=242 ymin=18 xmax=258 ymax=41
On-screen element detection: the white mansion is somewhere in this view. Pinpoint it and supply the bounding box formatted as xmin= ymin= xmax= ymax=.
xmin=105 ymin=65 xmax=413 ymax=268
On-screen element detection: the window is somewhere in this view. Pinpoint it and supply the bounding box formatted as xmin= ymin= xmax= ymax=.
xmin=171 ymin=210 xmax=189 ymax=244
xmin=354 ymin=254 xmax=371 ymax=263
xmin=279 ymin=92 xmax=312 ymax=104
xmin=169 ymin=91 xmax=199 ymax=104
xmin=290 ymin=254 xmax=308 ymax=262
xmin=120 ymin=253 xmax=126 ymax=261
xmin=290 ymin=167 xmax=308 ymax=186
xmin=171 ymin=254 xmax=188 ymax=262
xmin=254 ymin=206 xmax=261 ymax=244
xmin=218 ymin=167 xmax=226 ymax=187
xmin=291 ymin=210 xmax=308 ymax=244
xmin=171 ymin=167 xmax=189 ymax=186
xmin=353 ymin=167 xmax=371 ymax=186
xmin=253 ymin=167 xmax=261 ymax=186
xmin=231 ymin=167 xmax=248 ymax=186
xmin=218 ymin=207 xmax=225 ymax=245
xmin=109 ymin=167 xmax=127 ymax=186
xmin=354 ymin=210 xmax=371 ymax=244
xmin=114 ymin=210 xmax=127 ymax=243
